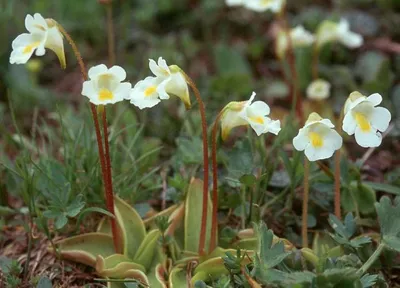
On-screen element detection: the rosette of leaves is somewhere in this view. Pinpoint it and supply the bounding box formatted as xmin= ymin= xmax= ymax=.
xmin=53 ymin=195 xmax=161 ymax=287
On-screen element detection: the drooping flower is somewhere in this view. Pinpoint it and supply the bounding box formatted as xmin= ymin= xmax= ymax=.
xmin=82 ymin=64 xmax=131 ymax=105
xmin=342 ymin=91 xmax=391 ymax=148
xmin=244 ymin=0 xmax=286 ymax=13
xmin=10 ymin=13 xmax=66 ymax=68
xmin=220 ymin=92 xmax=281 ymax=140
xmin=293 ymin=112 xmax=342 ymax=161
xmin=130 ymin=57 xmax=191 ymax=110
xmin=316 ymin=19 xmax=363 ymax=49
xmin=275 ymin=25 xmax=315 ymax=59
xmin=306 ymin=79 xmax=331 ymax=100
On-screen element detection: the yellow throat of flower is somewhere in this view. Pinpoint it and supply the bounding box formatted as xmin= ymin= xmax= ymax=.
xmin=309 ymin=132 xmax=323 ymax=148
xmin=98 ymin=89 xmax=114 ymax=101
xmin=144 ymin=86 xmax=157 ymax=97
xmin=23 ymin=41 xmax=41 ymax=54
xmin=249 ymin=116 xmax=264 ymax=124
xmin=354 ymin=112 xmax=371 ymax=132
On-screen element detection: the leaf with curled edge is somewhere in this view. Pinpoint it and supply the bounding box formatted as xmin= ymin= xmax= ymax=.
xmin=133 ymin=229 xmax=161 ymax=270
xmin=95 ymin=254 xmax=145 ymax=278
xmin=185 ymin=178 xmax=213 ymax=254
xmin=105 ymin=269 xmax=149 ymax=288
xmin=114 ymin=196 xmax=146 ymax=259
xmin=169 ymin=266 xmax=188 ymax=288
xmin=54 ymin=233 xmax=115 ymax=267
xmin=190 ymin=250 xmax=253 ymax=285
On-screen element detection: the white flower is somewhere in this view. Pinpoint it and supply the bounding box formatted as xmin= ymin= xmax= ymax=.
xmin=226 ymin=0 xmax=243 ymax=6
xmin=316 ymin=19 xmax=363 ymax=49
xmin=276 ymin=25 xmax=315 ymax=59
xmin=130 ymin=76 xmax=164 ymax=109
xmin=220 ymin=92 xmax=281 ymax=140
xmin=130 ymin=57 xmax=191 ymax=109
xmin=342 ymin=92 xmax=391 ymax=148
xmin=293 ymin=112 xmax=342 ymax=161
xmin=82 ymin=64 xmax=131 ymax=105
xmin=10 ymin=13 xmax=66 ymax=68
xmin=244 ymin=0 xmax=285 ymax=13
xmin=306 ymin=79 xmax=331 ymax=100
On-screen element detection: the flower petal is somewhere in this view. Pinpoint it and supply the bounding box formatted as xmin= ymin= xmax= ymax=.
xmin=220 ymin=109 xmax=248 ymax=141
xmin=149 ymin=57 xmax=170 ymax=78
xmin=156 ymin=79 xmax=171 ymax=100
xmin=267 ymin=119 xmax=281 ymax=135
xmin=109 ymin=66 xmax=127 ymax=82
xmin=324 ymin=129 xmax=343 ymax=150
xmin=293 ymin=129 xmax=309 ymax=151
xmin=45 ymin=27 xmax=66 ymax=68
xmin=88 ymin=64 xmax=108 ymax=80
xmin=114 ymin=82 xmax=132 ymax=100
xmin=249 ymin=101 xmax=270 ymax=116
xmin=165 ymin=72 xmax=191 ymax=109
xmin=366 ymin=93 xmax=382 ymax=106
xmin=354 ymin=128 xmax=382 ymax=148
xmin=305 ymin=145 xmax=335 ymax=161
xmin=342 ymin=112 xmax=357 ymax=135
xmin=370 ymin=107 xmax=391 ymax=132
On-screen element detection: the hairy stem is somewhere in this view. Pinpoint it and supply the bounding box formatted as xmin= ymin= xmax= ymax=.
xmin=302 ymin=158 xmax=310 ymax=248
xmin=357 ymin=243 xmax=385 ymax=275
xmin=183 ymin=74 xmax=210 ymax=256
xmin=209 ymin=112 xmax=223 ymax=253
xmin=334 ymin=150 xmax=341 ymax=219
xmin=102 ymin=107 xmax=119 ymax=251
xmin=279 ymin=10 xmax=302 ymax=121
xmin=57 ymin=23 xmax=119 ymax=252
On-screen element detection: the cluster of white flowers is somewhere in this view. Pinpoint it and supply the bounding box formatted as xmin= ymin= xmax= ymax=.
xmin=10 ymin=13 xmax=392 ymax=163
xmin=294 ymin=92 xmax=391 ymax=161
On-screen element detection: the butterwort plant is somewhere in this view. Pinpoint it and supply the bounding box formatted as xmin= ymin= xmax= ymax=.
xmin=9 ymin=13 xmax=123 ymax=251
xmin=209 ymin=92 xmax=281 ymax=252
xmin=130 ymin=56 xmax=210 ymax=256
xmin=293 ymin=112 xmax=342 ymax=247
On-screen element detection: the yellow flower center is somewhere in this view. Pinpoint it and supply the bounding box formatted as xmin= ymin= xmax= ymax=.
xmin=262 ymin=0 xmax=272 ymax=5
xmin=23 ymin=41 xmax=41 ymax=54
xmin=309 ymin=132 xmax=323 ymax=148
xmin=354 ymin=112 xmax=371 ymax=132
xmin=144 ymin=86 xmax=157 ymax=97
xmin=98 ymin=89 xmax=114 ymax=101
xmin=249 ymin=116 xmax=264 ymax=124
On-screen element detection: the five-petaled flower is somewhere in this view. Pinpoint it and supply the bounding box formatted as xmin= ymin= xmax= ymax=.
xmin=293 ymin=112 xmax=342 ymax=161
xmin=306 ymin=79 xmax=331 ymax=100
xmin=342 ymin=92 xmax=391 ymax=148
xmin=10 ymin=13 xmax=66 ymax=68
xmin=130 ymin=57 xmax=190 ymax=110
xmin=276 ymin=25 xmax=315 ymax=59
xmin=82 ymin=64 xmax=131 ymax=105
xmin=220 ymin=92 xmax=281 ymax=140
xmin=316 ymin=19 xmax=363 ymax=49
